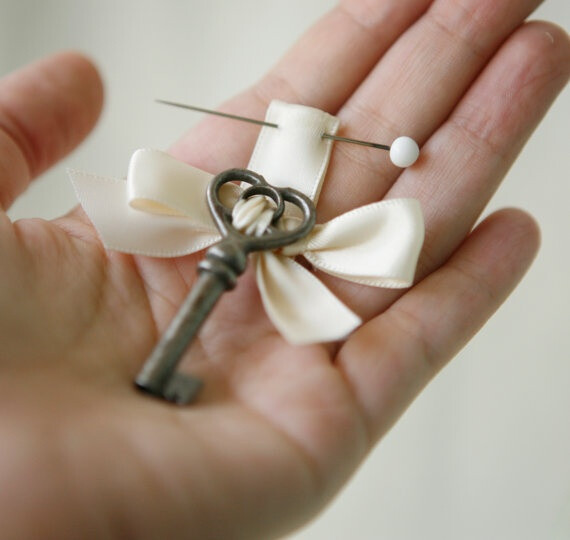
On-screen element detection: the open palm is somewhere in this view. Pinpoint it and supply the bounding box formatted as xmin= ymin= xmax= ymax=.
xmin=1 ymin=1 xmax=568 ymax=538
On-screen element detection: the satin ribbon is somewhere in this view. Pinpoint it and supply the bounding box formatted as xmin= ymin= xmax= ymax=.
xmin=70 ymin=101 xmax=424 ymax=345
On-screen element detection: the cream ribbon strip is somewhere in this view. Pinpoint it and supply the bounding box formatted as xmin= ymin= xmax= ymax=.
xmin=69 ymin=101 xmax=424 ymax=345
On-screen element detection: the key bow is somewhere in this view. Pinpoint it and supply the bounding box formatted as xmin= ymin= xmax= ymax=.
xmin=208 ymin=168 xmax=315 ymax=252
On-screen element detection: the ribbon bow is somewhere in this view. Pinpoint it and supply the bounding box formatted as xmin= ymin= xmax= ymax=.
xmin=70 ymin=101 xmax=424 ymax=345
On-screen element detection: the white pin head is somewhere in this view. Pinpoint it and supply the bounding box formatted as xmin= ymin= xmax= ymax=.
xmin=390 ymin=136 xmax=420 ymax=168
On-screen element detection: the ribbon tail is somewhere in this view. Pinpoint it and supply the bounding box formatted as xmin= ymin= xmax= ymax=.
xmin=256 ymin=252 xmax=361 ymax=345
xmin=68 ymin=169 xmax=220 ymax=257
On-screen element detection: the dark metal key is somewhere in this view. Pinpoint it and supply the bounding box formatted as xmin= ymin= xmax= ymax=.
xmin=135 ymin=168 xmax=316 ymax=405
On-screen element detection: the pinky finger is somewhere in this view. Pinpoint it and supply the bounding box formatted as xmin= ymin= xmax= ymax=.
xmin=337 ymin=208 xmax=541 ymax=440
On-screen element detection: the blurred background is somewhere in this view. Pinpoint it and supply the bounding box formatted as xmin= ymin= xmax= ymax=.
xmin=1 ymin=1 xmax=568 ymax=538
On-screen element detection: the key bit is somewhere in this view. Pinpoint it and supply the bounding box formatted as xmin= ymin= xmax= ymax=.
xmin=135 ymin=168 xmax=316 ymax=405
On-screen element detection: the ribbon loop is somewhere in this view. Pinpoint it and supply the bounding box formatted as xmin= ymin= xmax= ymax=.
xmin=283 ymin=198 xmax=424 ymax=288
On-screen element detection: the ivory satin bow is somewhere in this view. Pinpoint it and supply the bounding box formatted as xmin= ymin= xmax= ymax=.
xmin=70 ymin=101 xmax=424 ymax=345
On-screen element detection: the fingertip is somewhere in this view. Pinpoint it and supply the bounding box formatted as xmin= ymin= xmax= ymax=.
xmin=52 ymin=51 xmax=105 ymax=112
xmin=523 ymin=20 xmax=570 ymax=57
xmin=514 ymin=21 xmax=570 ymax=83
xmin=485 ymin=207 xmax=540 ymax=247
xmin=0 ymin=51 xmax=107 ymax=210
xmin=474 ymin=207 xmax=541 ymax=280
xmin=0 ymin=50 xmax=105 ymax=203
xmin=40 ymin=50 xmax=105 ymax=146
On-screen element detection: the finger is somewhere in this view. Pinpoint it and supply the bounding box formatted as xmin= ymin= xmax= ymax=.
xmin=0 ymin=52 xmax=103 ymax=210
xmin=320 ymin=0 xmax=544 ymax=218
xmin=169 ymin=0 xmax=433 ymax=170
xmin=255 ymin=0 xmax=433 ymax=112
xmin=389 ymin=21 xmax=570 ymax=278
xmin=336 ymin=208 xmax=540 ymax=440
xmin=317 ymin=20 xmax=569 ymax=321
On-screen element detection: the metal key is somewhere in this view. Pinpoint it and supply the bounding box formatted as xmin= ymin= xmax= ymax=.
xmin=135 ymin=168 xmax=316 ymax=405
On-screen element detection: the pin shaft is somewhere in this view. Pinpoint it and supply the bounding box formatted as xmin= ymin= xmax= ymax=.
xmin=155 ymin=99 xmax=278 ymax=128
xmin=156 ymin=99 xmax=391 ymax=151
xmin=322 ymin=133 xmax=390 ymax=151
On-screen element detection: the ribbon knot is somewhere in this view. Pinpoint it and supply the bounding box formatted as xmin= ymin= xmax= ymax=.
xmin=69 ymin=100 xmax=424 ymax=345
xmin=232 ymin=195 xmax=279 ymax=237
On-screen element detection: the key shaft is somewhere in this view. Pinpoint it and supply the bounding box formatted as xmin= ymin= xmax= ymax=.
xmin=135 ymin=238 xmax=248 ymax=404
xmin=134 ymin=273 xmax=225 ymax=398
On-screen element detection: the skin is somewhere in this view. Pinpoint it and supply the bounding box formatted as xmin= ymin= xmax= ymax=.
xmin=0 ymin=0 xmax=568 ymax=538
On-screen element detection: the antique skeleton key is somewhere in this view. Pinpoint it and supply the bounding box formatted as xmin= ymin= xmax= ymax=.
xmin=135 ymin=168 xmax=316 ymax=405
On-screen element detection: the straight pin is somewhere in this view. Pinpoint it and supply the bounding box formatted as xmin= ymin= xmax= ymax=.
xmin=155 ymin=99 xmax=420 ymax=167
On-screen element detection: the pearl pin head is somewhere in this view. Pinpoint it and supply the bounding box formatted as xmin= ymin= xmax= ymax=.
xmin=390 ymin=136 xmax=420 ymax=168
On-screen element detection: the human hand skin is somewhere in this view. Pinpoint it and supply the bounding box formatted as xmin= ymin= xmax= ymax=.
xmin=0 ymin=1 xmax=568 ymax=538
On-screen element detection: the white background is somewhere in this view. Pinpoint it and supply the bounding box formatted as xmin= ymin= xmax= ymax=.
xmin=1 ymin=1 xmax=568 ymax=538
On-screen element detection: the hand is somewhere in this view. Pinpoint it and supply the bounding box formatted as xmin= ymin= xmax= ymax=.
xmin=0 ymin=1 xmax=568 ymax=538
